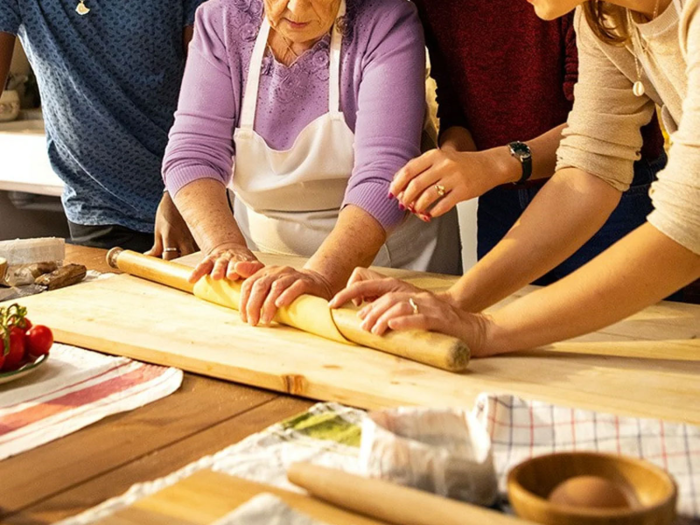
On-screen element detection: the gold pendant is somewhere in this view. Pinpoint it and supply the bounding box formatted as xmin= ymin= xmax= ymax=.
xmin=633 ymin=80 xmax=645 ymax=97
xmin=76 ymin=1 xmax=90 ymax=15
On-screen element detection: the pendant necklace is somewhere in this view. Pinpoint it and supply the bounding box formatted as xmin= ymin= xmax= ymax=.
xmin=630 ymin=0 xmax=661 ymax=97
xmin=76 ymin=0 xmax=90 ymax=15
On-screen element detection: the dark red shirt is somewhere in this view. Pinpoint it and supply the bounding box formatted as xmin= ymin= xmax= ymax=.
xmin=414 ymin=0 xmax=663 ymax=160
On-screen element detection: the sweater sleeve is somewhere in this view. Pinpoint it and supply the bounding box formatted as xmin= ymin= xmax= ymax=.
xmin=163 ymin=2 xmax=238 ymax=196
xmin=341 ymin=1 xmax=425 ymax=230
xmin=647 ymin=0 xmax=700 ymax=255
xmin=556 ymin=9 xmax=657 ymax=192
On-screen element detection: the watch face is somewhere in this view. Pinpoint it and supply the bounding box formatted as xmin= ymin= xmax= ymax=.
xmin=510 ymin=142 xmax=531 ymax=160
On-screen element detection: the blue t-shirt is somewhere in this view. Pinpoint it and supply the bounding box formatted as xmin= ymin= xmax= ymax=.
xmin=0 ymin=0 xmax=202 ymax=232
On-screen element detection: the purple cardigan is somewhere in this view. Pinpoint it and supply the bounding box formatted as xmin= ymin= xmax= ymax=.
xmin=162 ymin=0 xmax=425 ymax=230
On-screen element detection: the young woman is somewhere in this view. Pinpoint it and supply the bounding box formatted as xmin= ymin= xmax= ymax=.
xmin=331 ymin=0 xmax=700 ymax=356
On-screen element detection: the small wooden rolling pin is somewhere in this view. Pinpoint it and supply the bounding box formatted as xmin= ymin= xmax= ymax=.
xmin=287 ymin=463 xmax=529 ymax=525
xmin=107 ymin=248 xmax=470 ymax=371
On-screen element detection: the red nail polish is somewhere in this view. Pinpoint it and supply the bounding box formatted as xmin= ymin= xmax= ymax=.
xmin=409 ymin=206 xmax=416 ymax=214
xmin=387 ymin=192 xmax=394 ymax=199
xmin=398 ymin=203 xmax=406 ymax=211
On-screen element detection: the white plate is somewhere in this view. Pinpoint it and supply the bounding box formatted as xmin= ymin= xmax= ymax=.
xmin=0 ymin=353 xmax=49 ymax=385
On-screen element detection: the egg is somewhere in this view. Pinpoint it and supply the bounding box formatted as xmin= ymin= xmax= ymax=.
xmin=548 ymin=475 xmax=635 ymax=509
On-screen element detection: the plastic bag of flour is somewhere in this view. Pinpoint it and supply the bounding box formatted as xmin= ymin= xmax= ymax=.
xmin=360 ymin=407 xmax=498 ymax=507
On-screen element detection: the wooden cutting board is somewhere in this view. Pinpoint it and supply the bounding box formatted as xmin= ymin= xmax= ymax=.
xmin=98 ymin=470 xmax=389 ymax=525
xmin=4 ymin=253 xmax=700 ymax=422
xmin=98 ymin=470 xmax=532 ymax=525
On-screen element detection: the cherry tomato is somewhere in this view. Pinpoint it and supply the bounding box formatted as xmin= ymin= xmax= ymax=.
xmin=21 ymin=318 xmax=33 ymax=332
xmin=26 ymin=325 xmax=53 ymax=357
xmin=3 ymin=326 xmax=26 ymax=371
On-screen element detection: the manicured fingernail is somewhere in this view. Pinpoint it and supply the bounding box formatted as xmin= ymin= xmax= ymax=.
xmin=409 ymin=206 xmax=416 ymax=214
xmin=387 ymin=192 xmax=394 ymax=199
xmin=372 ymin=326 xmax=381 ymax=335
xmin=398 ymin=203 xmax=406 ymax=211
xmin=420 ymin=215 xmax=431 ymax=223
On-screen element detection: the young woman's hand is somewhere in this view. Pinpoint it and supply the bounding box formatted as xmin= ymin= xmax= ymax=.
xmin=390 ymin=147 xmax=515 ymax=219
xmin=330 ymin=267 xmax=424 ymax=308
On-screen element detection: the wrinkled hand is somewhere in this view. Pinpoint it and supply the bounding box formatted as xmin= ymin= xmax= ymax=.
xmin=189 ymin=243 xmax=264 ymax=283
xmin=238 ymin=266 xmax=334 ymax=326
xmin=389 ymin=148 xmax=503 ymax=219
xmin=354 ymin=289 xmax=494 ymax=357
xmin=329 ymin=267 xmax=424 ymax=308
xmin=146 ymin=192 xmax=198 ymax=261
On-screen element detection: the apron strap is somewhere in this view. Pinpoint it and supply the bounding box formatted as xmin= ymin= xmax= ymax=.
xmin=329 ymin=0 xmax=346 ymax=118
xmin=239 ymin=15 xmax=272 ymax=131
xmin=239 ymin=0 xmax=347 ymax=131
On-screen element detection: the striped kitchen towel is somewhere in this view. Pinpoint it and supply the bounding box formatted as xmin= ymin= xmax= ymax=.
xmin=0 ymin=343 xmax=183 ymax=461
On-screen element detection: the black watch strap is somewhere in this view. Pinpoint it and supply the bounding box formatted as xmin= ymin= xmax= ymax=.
xmin=509 ymin=141 xmax=533 ymax=184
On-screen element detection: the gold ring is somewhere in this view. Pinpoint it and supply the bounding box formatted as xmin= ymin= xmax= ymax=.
xmin=435 ymin=184 xmax=446 ymax=197
xmin=409 ymin=297 xmax=419 ymax=315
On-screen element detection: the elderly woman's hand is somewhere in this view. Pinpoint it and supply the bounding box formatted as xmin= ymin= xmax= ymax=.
xmin=189 ymin=243 xmax=264 ymax=283
xmin=237 ymin=266 xmax=334 ymax=326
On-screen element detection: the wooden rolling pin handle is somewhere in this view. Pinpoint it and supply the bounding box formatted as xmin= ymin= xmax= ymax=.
xmin=106 ymin=248 xmax=195 ymax=294
xmin=288 ymin=463 xmax=519 ymax=525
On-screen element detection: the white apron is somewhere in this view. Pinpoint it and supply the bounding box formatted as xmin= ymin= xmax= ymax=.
xmin=231 ymin=1 xmax=460 ymax=273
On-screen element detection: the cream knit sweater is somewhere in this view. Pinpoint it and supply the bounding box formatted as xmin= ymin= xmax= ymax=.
xmin=557 ymin=0 xmax=700 ymax=255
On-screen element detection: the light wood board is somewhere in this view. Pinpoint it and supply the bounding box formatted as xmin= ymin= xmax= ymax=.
xmin=4 ymin=253 xmax=700 ymax=423
xmin=99 ymin=470 xmax=532 ymax=525
xmin=98 ymin=470 xmax=386 ymax=525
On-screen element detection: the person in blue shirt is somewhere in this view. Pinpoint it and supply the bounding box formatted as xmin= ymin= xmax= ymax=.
xmin=0 ymin=0 xmax=203 ymax=259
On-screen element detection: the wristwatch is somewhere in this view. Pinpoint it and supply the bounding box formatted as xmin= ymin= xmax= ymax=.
xmin=508 ymin=141 xmax=533 ymax=184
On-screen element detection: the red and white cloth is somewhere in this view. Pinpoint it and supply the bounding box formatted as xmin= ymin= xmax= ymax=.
xmin=0 ymin=344 xmax=183 ymax=461
xmin=474 ymin=394 xmax=700 ymax=519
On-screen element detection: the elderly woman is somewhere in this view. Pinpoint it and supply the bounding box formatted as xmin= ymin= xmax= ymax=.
xmin=163 ymin=0 xmax=459 ymax=326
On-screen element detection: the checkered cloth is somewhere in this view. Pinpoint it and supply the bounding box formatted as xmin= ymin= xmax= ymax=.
xmin=474 ymin=394 xmax=700 ymax=519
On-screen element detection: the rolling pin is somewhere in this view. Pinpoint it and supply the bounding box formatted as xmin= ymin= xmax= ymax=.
xmin=287 ymin=463 xmax=528 ymax=525
xmin=106 ymin=248 xmax=470 ymax=371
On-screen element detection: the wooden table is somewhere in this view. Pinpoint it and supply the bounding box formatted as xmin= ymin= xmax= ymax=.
xmin=1 ymin=245 xmax=698 ymax=524
xmin=0 ymin=245 xmax=315 ymax=524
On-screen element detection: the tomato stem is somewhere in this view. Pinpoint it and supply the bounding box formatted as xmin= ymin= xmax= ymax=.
xmin=0 ymin=304 xmax=28 ymax=357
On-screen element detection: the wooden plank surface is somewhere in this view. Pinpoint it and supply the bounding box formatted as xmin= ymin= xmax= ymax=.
xmin=0 ymin=246 xmax=314 ymax=524
xmin=100 ymin=469 xmax=532 ymax=525
xmin=100 ymin=470 xmax=390 ymax=525
xmin=6 ymin=251 xmax=700 ymax=425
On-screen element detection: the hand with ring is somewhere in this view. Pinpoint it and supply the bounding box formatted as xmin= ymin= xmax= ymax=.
xmin=389 ymin=147 xmax=514 ymax=219
xmin=238 ymin=266 xmax=334 ymax=326
xmin=146 ymin=191 xmax=198 ymax=261
xmin=354 ymin=290 xmax=494 ymax=357
xmin=189 ymin=242 xmax=264 ymax=283
xmin=330 ymin=267 xmax=425 ymax=308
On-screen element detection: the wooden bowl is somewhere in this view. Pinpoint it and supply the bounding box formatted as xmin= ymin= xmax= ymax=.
xmin=507 ymin=452 xmax=677 ymax=525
